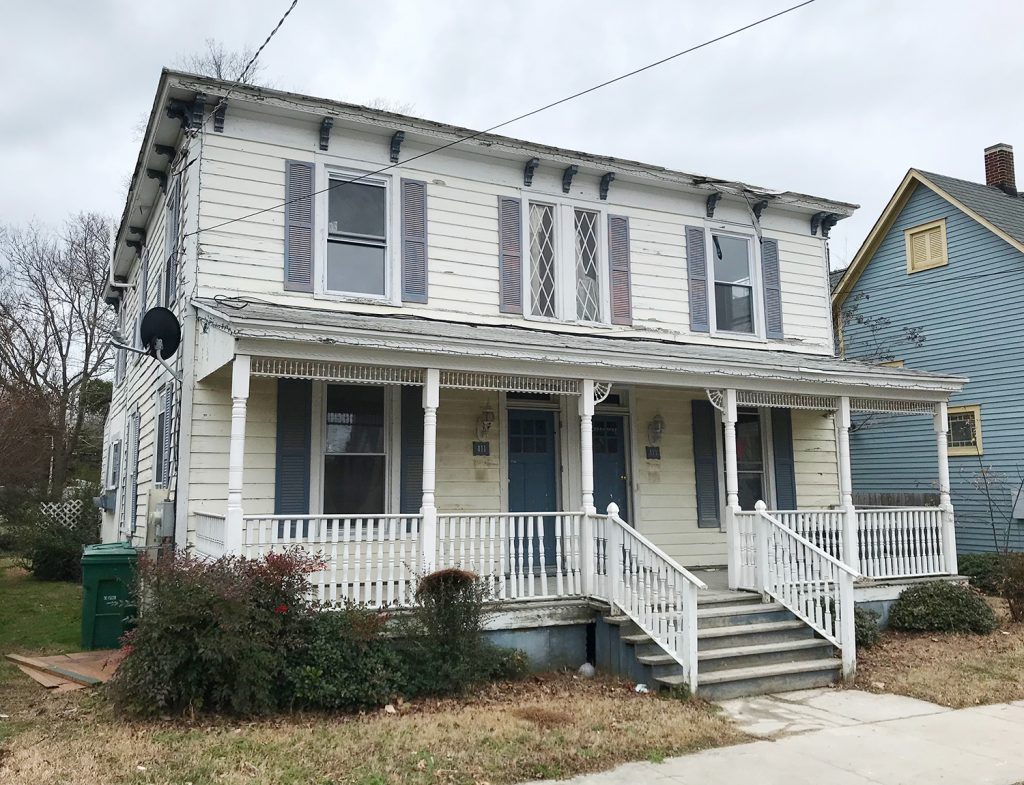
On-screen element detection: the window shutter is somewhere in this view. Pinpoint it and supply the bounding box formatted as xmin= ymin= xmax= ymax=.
xmin=691 ymin=400 xmax=721 ymax=528
xmin=162 ymin=386 xmax=174 ymax=488
xmin=771 ymin=408 xmax=797 ymax=510
xmin=129 ymin=411 xmax=140 ymax=534
xmin=685 ymin=226 xmax=710 ymax=333
xmin=137 ymin=251 xmax=149 ymax=349
xmin=274 ymin=378 xmax=312 ymax=515
xmin=401 ymin=179 xmax=428 ymax=303
xmin=608 ymin=214 xmax=632 ymax=325
xmin=761 ymin=238 xmax=784 ymax=339
xmin=165 ymin=177 xmax=180 ymax=306
xmin=498 ymin=196 xmax=523 ymax=314
xmin=284 ymin=160 xmax=315 ymax=292
xmin=400 ymin=385 xmax=424 ymax=514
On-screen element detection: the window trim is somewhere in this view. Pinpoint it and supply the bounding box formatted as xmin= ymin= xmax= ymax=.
xmin=107 ymin=437 xmax=122 ymax=491
xmin=705 ymin=226 xmax=764 ymax=339
xmin=947 ymin=404 xmax=983 ymax=456
xmin=316 ymin=165 xmax=395 ymax=304
xmin=904 ymin=218 xmax=948 ymax=274
xmin=714 ymin=406 xmax=776 ymax=524
xmin=154 ymin=387 xmax=169 ymax=488
xmin=879 ymin=359 xmax=905 ymax=368
xmin=522 ymin=198 xmax=611 ymax=326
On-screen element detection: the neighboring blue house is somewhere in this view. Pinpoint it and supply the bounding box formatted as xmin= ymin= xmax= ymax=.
xmin=833 ymin=144 xmax=1024 ymax=554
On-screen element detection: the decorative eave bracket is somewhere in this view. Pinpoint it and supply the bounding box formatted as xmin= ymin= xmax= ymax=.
xmin=599 ymin=172 xmax=615 ymax=201
xmin=751 ymin=200 xmax=769 ymax=221
xmin=319 ymin=117 xmax=334 ymax=151
xmin=212 ymin=101 xmax=226 ymax=133
xmin=562 ymin=164 xmax=578 ymax=194
xmin=128 ymin=226 xmax=147 ymax=245
xmin=145 ymin=168 xmax=168 ymax=194
xmin=811 ymin=211 xmax=840 ymax=238
xmin=706 ymin=192 xmax=722 ymax=218
xmin=389 ymin=131 xmax=405 ymax=163
xmin=523 ymin=157 xmax=540 ymax=187
xmin=153 ymin=144 xmax=176 ymax=160
xmin=166 ymin=92 xmax=206 ymax=131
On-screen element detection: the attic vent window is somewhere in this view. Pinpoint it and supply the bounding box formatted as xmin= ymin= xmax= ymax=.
xmin=905 ymin=218 xmax=948 ymax=273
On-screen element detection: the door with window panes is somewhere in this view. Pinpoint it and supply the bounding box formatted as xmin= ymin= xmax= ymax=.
xmin=731 ymin=408 xmax=770 ymax=510
xmin=323 ymin=385 xmax=387 ymax=514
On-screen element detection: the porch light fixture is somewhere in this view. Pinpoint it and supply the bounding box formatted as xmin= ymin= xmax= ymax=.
xmin=476 ymin=405 xmax=496 ymax=440
xmin=647 ymin=414 xmax=665 ymax=445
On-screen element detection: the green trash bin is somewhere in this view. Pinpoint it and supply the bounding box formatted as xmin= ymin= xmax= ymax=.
xmin=81 ymin=542 xmax=138 ymax=650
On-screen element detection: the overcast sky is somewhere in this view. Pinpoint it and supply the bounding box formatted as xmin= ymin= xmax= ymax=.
xmin=2 ymin=0 xmax=1021 ymax=268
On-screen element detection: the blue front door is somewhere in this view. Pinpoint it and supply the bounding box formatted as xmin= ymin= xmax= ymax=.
xmin=593 ymin=414 xmax=630 ymax=519
xmin=508 ymin=409 xmax=558 ymax=567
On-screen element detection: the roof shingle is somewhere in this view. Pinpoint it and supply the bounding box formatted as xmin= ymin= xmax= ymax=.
xmin=918 ymin=169 xmax=1024 ymax=247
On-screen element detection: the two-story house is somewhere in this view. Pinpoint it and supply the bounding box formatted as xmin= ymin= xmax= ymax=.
xmin=102 ymin=70 xmax=964 ymax=697
xmin=833 ymin=144 xmax=1024 ymax=556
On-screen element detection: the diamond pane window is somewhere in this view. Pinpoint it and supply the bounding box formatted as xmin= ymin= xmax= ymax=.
xmin=947 ymin=406 xmax=982 ymax=456
xmin=575 ymin=209 xmax=600 ymax=321
xmin=529 ymin=203 xmax=557 ymax=317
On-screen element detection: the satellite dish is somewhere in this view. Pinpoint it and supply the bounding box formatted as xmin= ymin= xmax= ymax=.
xmin=140 ymin=307 xmax=181 ymax=359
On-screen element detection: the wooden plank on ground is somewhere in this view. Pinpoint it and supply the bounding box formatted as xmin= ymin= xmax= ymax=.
xmin=5 ymin=653 xmax=103 ymax=687
xmin=15 ymin=663 xmax=65 ymax=688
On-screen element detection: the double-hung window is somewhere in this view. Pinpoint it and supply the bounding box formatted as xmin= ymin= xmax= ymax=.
xmin=326 ymin=176 xmax=388 ymax=297
xmin=527 ymin=202 xmax=605 ymax=322
xmin=711 ymin=233 xmax=755 ymax=334
xmin=108 ymin=439 xmax=121 ymax=490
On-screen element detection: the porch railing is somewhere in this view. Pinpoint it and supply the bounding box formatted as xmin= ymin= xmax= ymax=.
xmin=754 ymin=502 xmax=857 ymax=680
xmin=772 ymin=510 xmax=846 ymax=563
xmin=435 ymin=512 xmax=584 ymax=600
xmin=194 ymin=511 xmax=227 ymax=558
xmin=241 ymin=514 xmax=424 ymax=606
xmin=605 ymin=503 xmax=706 ymax=693
xmin=856 ymin=507 xmax=946 ymax=579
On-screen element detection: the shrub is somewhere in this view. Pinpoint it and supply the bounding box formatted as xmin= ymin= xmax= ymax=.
xmin=888 ymin=580 xmax=996 ymax=635
xmin=5 ymin=485 xmax=101 ymax=581
xmin=108 ymin=549 xmax=323 ymax=716
xmin=854 ymin=607 xmax=881 ymax=648
xmin=959 ymin=553 xmax=1004 ymax=596
xmin=1001 ymin=553 xmax=1024 ymax=623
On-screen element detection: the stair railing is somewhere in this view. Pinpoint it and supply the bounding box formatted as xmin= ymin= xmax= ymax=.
xmin=754 ymin=501 xmax=859 ymax=682
xmin=604 ymin=503 xmax=708 ymax=693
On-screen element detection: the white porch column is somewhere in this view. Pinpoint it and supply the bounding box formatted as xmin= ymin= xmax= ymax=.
xmin=420 ymin=368 xmax=440 ymax=573
xmin=224 ymin=354 xmax=250 ymax=555
xmin=934 ymin=401 xmax=958 ymax=574
xmin=723 ymin=389 xmax=742 ymax=589
xmin=837 ymin=396 xmax=859 ymax=572
xmin=579 ymin=380 xmax=597 ymax=596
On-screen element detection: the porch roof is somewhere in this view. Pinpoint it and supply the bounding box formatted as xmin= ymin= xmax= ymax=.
xmin=193 ymin=298 xmax=966 ymax=400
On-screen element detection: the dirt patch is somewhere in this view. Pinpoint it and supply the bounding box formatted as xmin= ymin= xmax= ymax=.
xmin=856 ymin=599 xmax=1024 ymax=708
xmin=0 ymin=672 xmax=745 ymax=785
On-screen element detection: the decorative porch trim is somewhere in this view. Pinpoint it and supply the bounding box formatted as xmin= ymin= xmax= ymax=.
xmin=706 ymin=389 xmax=724 ymax=412
xmin=737 ymin=391 xmax=839 ymax=411
xmin=439 ymin=371 xmax=581 ymax=395
xmin=593 ymin=382 xmax=613 ymax=403
xmin=250 ymin=357 xmax=425 ymax=385
xmin=849 ymin=398 xmax=935 ymax=415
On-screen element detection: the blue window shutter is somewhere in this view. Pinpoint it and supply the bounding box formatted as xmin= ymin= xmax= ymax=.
xmin=401 ymin=179 xmax=428 ymax=303
xmin=284 ymin=160 xmax=315 ymax=292
xmin=608 ymin=214 xmax=632 ymax=325
xmin=274 ymin=379 xmax=312 ymax=514
xmin=771 ymin=408 xmax=797 ymax=510
xmin=685 ymin=226 xmax=710 ymax=333
xmin=400 ymin=385 xmax=424 ymax=514
xmin=691 ymin=399 xmax=720 ymax=528
xmin=498 ymin=196 xmax=523 ymax=314
xmin=761 ymin=238 xmax=784 ymax=339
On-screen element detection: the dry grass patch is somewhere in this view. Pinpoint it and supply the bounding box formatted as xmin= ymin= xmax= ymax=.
xmin=857 ymin=599 xmax=1024 ymax=708
xmin=1 ymin=673 xmax=744 ymax=785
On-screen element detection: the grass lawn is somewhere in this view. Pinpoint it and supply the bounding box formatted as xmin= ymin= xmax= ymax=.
xmin=0 ymin=557 xmax=745 ymax=785
xmin=856 ymin=599 xmax=1024 ymax=708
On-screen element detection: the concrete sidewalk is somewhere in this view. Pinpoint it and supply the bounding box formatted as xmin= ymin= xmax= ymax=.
xmin=530 ymin=690 xmax=1024 ymax=785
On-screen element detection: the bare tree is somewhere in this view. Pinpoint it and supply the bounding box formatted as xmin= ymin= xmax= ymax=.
xmin=837 ymin=291 xmax=925 ymax=364
xmin=0 ymin=213 xmax=116 ymax=499
xmin=176 ymin=38 xmax=269 ymax=86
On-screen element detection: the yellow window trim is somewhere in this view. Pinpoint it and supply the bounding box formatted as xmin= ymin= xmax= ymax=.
xmin=905 ymin=218 xmax=948 ymax=273
xmin=879 ymin=359 xmax=904 ymax=368
xmin=947 ymin=404 xmax=983 ymax=456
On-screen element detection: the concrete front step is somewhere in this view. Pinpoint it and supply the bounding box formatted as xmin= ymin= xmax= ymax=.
xmin=697 ymin=602 xmax=790 ymax=628
xmin=698 ymin=638 xmax=835 ymax=673
xmin=697 ymin=590 xmax=762 ymax=608
xmin=686 ymin=658 xmax=842 ymax=701
xmin=698 ymin=619 xmax=815 ymax=650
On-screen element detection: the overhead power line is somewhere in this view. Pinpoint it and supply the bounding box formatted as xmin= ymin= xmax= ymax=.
xmin=183 ymin=0 xmax=817 ymax=239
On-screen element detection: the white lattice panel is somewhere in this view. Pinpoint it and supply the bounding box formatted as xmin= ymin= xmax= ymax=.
xmin=850 ymin=398 xmax=936 ymax=415
xmin=250 ymin=358 xmax=424 ymax=385
xmin=440 ymin=371 xmax=580 ymax=395
xmin=39 ymin=499 xmax=84 ymax=529
xmin=737 ymin=391 xmax=840 ymax=411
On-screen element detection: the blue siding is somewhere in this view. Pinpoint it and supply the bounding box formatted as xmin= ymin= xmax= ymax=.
xmin=844 ymin=183 xmax=1024 ymax=553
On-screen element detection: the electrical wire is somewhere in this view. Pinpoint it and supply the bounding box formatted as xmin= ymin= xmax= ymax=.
xmin=182 ymin=0 xmax=817 ymax=240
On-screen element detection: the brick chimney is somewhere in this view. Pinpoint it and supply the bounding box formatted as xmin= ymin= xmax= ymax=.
xmin=984 ymin=143 xmax=1017 ymax=195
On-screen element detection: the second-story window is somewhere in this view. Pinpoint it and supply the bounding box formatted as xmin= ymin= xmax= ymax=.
xmin=327 ymin=178 xmax=388 ymax=297
xmin=527 ymin=201 xmax=605 ymax=323
xmin=711 ymin=233 xmax=755 ymax=334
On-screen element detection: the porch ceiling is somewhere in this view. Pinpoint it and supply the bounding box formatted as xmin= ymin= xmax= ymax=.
xmin=193 ymin=298 xmax=966 ymax=401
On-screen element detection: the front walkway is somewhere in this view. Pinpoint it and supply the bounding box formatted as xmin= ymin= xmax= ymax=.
xmin=529 ymin=690 xmax=1024 ymax=785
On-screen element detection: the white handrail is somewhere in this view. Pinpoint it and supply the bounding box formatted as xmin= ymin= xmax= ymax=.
xmin=757 ymin=505 xmax=859 ymax=578
xmin=607 ymin=504 xmax=708 ymax=591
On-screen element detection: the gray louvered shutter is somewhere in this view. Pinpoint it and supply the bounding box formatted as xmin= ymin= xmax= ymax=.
xmin=771 ymin=408 xmax=797 ymax=510
xmin=162 ymin=385 xmax=174 ymax=487
xmin=498 ymin=196 xmax=523 ymax=314
xmin=761 ymin=238 xmax=784 ymax=339
xmin=137 ymin=251 xmax=149 ymax=349
xmin=284 ymin=160 xmax=315 ymax=292
xmin=274 ymin=379 xmax=312 ymax=515
xmin=165 ymin=177 xmax=180 ymax=306
xmin=608 ymin=214 xmax=632 ymax=325
xmin=685 ymin=226 xmax=710 ymax=333
xmin=129 ymin=411 xmax=140 ymax=533
xmin=401 ymin=179 xmax=428 ymax=303
xmin=691 ymin=400 xmax=720 ymax=528
xmin=400 ymin=385 xmax=424 ymax=514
